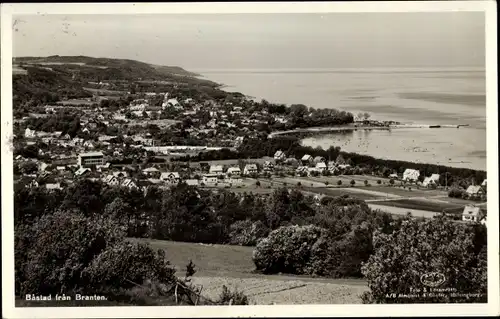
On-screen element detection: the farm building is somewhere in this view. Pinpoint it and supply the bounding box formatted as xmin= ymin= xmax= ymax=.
xmin=274 ymin=150 xmax=286 ymax=162
xmin=243 ymin=164 xmax=258 ymax=175
xmin=301 ymin=154 xmax=313 ymax=166
xmin=161 ymin=172 xmax=181 ymax=184
xmin=226 ymin=166 xmax=241 ymax=176
xmin=465 ymin=185 xmax=486 ymax=200
xmin=422 ymin=174 xmax=440 ymax=187
xmin=209 ymin=165 xmax=224 ymax=175
xmin=462 ymin=205 xmax=484 ymax=223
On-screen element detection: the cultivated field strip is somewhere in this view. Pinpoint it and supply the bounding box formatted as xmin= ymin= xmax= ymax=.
xmin=191 ymin=276 xmax=368 ymax=304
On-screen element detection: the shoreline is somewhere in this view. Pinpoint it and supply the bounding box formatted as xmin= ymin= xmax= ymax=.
xmin=268 ymin=123 xmax=470 ymax=138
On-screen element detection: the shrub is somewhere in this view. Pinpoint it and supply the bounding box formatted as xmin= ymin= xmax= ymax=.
xmin=364 ymin=180 xmax=368 ymax=186
xmin=82 ymin=241 xmax=176 ymax=294
xmin=389 ymin=179 xmax=395 ymax=185
xmin=350 ymin=180 xmax=355 ymax=186
xmin=377 ymin=180 xmax=382 ymax=185
xmin=448 ymin=187 xmax=465 ymax=198
xmin=216 ymin=285 xmax=249 ymax=305
xmin=252 ymin=225 xmax=327 ymax=274
xmin=15 ymin=211 xmax=125 ymax=296
xmin=229 ymin=220 xmax=269 ymax=246
xmin=361 ymin=217 xmax=487 ymax=303
xmin=337 ymin=180 xmax=342 ymax=186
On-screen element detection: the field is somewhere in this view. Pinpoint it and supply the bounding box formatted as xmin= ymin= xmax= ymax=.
xmin=374 ymin=198 xmax=464 ymax=213
xmin=130 ymin=239 xmax=368 ymax=304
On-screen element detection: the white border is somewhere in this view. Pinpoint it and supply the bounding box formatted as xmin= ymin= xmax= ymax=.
xmin=1 ymin=2 xmax=498 ymax=318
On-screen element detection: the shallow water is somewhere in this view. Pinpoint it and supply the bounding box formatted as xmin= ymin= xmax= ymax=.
xmin=197 ymin=68 xmax=486 ymax=170
xmin=301 ymin=128 xmax=486 ymax=171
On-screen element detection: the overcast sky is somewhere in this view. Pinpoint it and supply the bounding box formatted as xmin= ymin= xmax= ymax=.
xmin=13 ymin=12 xmax=485 ymax=70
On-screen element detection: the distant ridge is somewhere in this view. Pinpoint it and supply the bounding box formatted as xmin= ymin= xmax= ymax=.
xmin=13 ymin=55 xmax=201 ymax=77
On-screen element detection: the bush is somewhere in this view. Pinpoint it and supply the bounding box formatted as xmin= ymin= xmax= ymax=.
xmin=252 ymin=225 xmax=327 ymax=274
xmin=15 ymin=211 xmax=125 ymax=296
xmin=361 ymin=217 xmax=487 ymax=303
xmin=229 ymin=220 xmax=269 ymax=246
xmin=364 ymin=180 xmax=368 ymax=186
xmin=216 ymin=285 xmax=249 ymax=305
xmin=82 ymin=241 xmax=176 ymax=294
xmin=377 ymin=180 xmax=382 ymax=185
xmin=350 ymin=180 xmax=356 ymax=186
xmin=337 ymin=180 xmax=342 ymax=186
xmin=448 ymin=187 xmax=465 ymax=198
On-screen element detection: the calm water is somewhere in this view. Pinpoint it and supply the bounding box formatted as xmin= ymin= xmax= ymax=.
xmin=196 ymin=68 xmax=486 ymax=171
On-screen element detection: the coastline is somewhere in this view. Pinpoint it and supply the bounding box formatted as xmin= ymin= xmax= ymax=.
xmin=267 ymin=123 xmax=469 ymax=138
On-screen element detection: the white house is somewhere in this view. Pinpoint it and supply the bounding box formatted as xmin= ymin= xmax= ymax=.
xmin=45 ymin=183 xmax=62 ymax=190
xmin=160 ymin=172 xmax=181 ymax=184
xmin=243 ymin=164 xmax=258 ymax=175
xmin=209 ymin=165 xmax=224 ymax=175
xmin=422 ymin=174 xmax=440 ymax=187
xmin=103 ymin=175 xmax=120 ymax=187
xmin=301 ymin=154 xmax=313 ymax=166
xmin=274 ymin=150 xmax=286 ymax=162
xmin=202 ymin=174 xmax=218 ymax=184
xmin=402 ymin=169 xmax=420 ymax=182
xmin=121 ymin=179 xmax=138 ymax=189
xmin=24 ymin=128 xmax=36 ymax=138
xmin=315 ymin=162 xmax=327 ymax=172
xmin=462 ymin=205 xmax=483 ymax=223
xmin=226 ymin=166 xmax=241 ymax=176
xmin=83 ymin=140 xmax=95 ymax=149
xmin=263 ymin=161 xmax=275 ymax=172
xmin=185 ymin=179 xmax=199 ymax=186
xmin=481 ymin=179 xmax=487 ymax=187
xmin=389 ymin=173 xmax=399 ymax=179
xmin=466 ymin=185 xmax=485 ymax=199
xmin=142 ymin=167 xmax=160 ymax=176
xmin=74 ymin=167 xmax=91 ymax=177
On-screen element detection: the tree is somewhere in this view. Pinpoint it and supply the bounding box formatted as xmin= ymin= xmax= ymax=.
xmin=350 ymin=180 xmax=356 ymax=187
xmin=363 ymin=112 xmax=371 ymax=121
xmin=361 ymin=217 xmax=487 ymax=303
xmin=15 ymin=211 xmax=124 ymax=296
xmin=364 ymin=180 xmax=369 ymax=186
xmin=389 ymin=179 xmax=395 ymax=186
xmin=377 ymin=180 xmax=382 ymax=185
xmin=337 ymin=180 xmax=342 ymax=186
xmin=255 ymin=180 xmax=261 ymax=188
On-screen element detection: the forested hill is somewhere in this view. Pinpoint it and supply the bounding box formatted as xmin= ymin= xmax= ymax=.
xmin=12 ymin=55 xmax=220 ymax=109
xmin=13 ymin=55 xmax=201 ymax=77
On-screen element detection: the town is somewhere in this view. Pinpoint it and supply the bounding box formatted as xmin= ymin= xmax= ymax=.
xmin=11 ymin=55 xmax=488 ymax=307
xmin=13 ymin=59 xmax=487 ymax=224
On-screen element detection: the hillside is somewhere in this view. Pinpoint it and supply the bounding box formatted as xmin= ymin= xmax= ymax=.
xmin=12 ymin=55 xmax=220 ymax=110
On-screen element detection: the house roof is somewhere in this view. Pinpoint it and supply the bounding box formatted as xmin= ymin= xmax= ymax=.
xmin=209 ymin=165 xmax=224 ymax=172
xmin=185 ymin=179 xmax=199 ymax=186
xmin=430 ymin=174 xmax=440 ymax=180
xmin=161 ymin=172 xmax=180 ymax=179
xmin=462 ymin=205 xmax=481 ymax=216
xmin=274 ymin=150 xmax=285 ymax=157
xmin=244 ymin=164 xmax=258 ymax=170
xmin=227 ymin=166 xmax=241 ymax=173
xmin=316 ymin=162 xmax=327 ymax=168
xmin=79 ymin=151 xmax=104 ymax=157
xmin=466 ymin=185 xmax=483 ymax=194
xmin=75 ymin=167 xmax=91 ymax=176
xmin=481 ymin=179 xmax=487 ymax=186
xmin=143 ymin=167 xmax=159 ymax=172
xmin=301 ymin=154 xmax=312 ymax=161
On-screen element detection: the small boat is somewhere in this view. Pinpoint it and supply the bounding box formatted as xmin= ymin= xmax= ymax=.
xmin=429 ymin=125 xmax=441 ymax=128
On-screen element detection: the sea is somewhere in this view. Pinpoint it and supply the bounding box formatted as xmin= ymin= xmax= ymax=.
xmin=195 ymin=68 xmax=486 ymax=171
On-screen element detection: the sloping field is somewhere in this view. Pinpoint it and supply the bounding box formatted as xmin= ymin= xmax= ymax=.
xmin=130 ymin=239 xmax=368 ymax=304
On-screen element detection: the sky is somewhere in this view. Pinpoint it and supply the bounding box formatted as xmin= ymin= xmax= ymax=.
xmin=12 ymin=12 xmax=485 ymax=70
